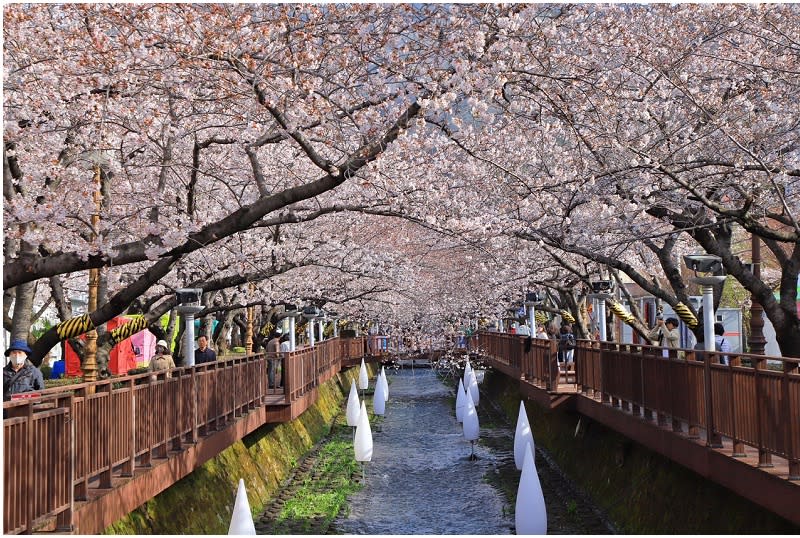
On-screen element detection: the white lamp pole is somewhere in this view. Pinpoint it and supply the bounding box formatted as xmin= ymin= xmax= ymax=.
xmin=288 ymin=315 xmax=297 ymax=351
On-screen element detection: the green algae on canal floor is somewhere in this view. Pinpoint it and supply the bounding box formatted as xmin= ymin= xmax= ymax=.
xmin=255 ymin=417 xmax=362 ymax=535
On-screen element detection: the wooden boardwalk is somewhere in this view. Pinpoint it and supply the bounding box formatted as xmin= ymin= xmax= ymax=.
xmin=477 ymin=332 xmax=800 ymax=526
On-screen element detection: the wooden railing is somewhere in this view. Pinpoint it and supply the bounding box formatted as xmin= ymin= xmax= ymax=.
xmin=3 ymin=336 xmax=372 ymax=534
xmin=479 ymin=333 xmax=559 ymax=390
xmin=575 ymin=340 xmax=800 ymax=476
xmin=477 ymin=332 xmax=800 ymax=480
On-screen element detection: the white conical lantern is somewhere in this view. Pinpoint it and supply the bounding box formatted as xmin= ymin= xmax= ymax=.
xmin=358 ymin=358 xmax=369 ymax=390
xmin=380 ymin=367 xmax=389 ymax=401
xmin=468 ymin=368 xmax=479 ymax=406
xmin=463 ymin=361 xmax=472 ymax=388
xmin=373 ymin=375 xmax=386 ymax=416
xmin=455 ymin=378 xmax=467 ymax=423
xmin=228 ymin=479 xmax=256 ymax=535
xmin=346 ymin=380 xmax=361 ymax=427
xmin=515 ymin=443 xmax=547 ymax=535
xmin=514 ymin=401 xmax=535 ymax=471
xmin=354 ymin=401 xmax=373 ymax=462
xmin=462 ymin=389 xmax=479 ymax=442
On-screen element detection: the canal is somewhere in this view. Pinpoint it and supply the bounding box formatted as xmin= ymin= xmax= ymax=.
xmin=332 ymin=367 xmax=615 ymax=534
xmin=256 ymin=368 xmax=614 ymax=535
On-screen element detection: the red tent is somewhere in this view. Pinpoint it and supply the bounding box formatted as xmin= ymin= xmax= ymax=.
xmin=64 ymin=316 xmax=140 ymax=377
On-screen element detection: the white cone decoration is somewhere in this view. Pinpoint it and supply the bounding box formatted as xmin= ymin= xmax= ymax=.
xmin=373 ymin=374 xmax=386 ymax=416
xmin=514 ymin=401 xmax=535 ymax=471
xmin=358 ymin=358 xmax=369 ymax=390
xmin=354 ymin=401 xmax=373 ymax=462
xmin=346 ymin=380 xmax=361 ymax=427
xmin=463 ymin=361 xmax=472 ymax=388
xmin=468 ymin=368 xmax=479 ymax=406
xmin=455 ymin=378 xmax=467 ymax=423
xmin=462 ymin=388 xmax=480 ymax=442
xmin=515 ymin=443 xmax=547 ymax=535
xmin=228 ymin=478 xmax=256 ymax=535
xmin=380 ymin=367 xmax=389 ymax=401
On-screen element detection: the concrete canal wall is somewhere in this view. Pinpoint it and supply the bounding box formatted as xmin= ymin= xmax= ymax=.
xmin=103 ymin=365 xmax=374 ymax=535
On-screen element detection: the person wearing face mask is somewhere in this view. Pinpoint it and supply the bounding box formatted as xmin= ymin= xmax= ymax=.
xmin=3 ymin=339 xmax=45 ymax=401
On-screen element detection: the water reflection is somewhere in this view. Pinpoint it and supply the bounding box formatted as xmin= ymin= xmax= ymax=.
xmin=333 ymin=368 xmax=514 ymax=535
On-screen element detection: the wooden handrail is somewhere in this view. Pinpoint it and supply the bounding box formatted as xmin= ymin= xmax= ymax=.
xmin=2 ymin=335 xmax=381 ymax=534
xmin=477 ymin=332 xmax=800 ymax=479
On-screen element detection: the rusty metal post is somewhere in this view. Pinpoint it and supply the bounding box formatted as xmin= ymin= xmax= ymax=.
xmin=245 ymin=305 xmax=254 ymax=355
xmin=83 ymin=166 xmax=102 ymax=390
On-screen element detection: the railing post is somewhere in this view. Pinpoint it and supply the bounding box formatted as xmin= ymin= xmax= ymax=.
xmin=730 ymin=361 xmax=745 ymax=457
xmin=57 ymin=394 xmax=75 ymax=532
xmin=783 ymin=360 xmax=799 ymax=479
xmin=25 ymin=401 xmax=34 ymax=533
xmin=122 ymin=379 xmax=135 ymax=477
xmin=190 ymin=368 xmax=199 ymax=444
xmin=754 ymin=356 xmax=773 ymax=467
xmin=704 ymin=356 xmax=723 ymax=448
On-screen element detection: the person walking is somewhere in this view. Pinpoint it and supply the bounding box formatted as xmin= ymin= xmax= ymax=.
xmin=714 ymin=322 xmax=732 ymax=365
xmin=3 ymin=339 xmax=45 ymax=401
xmin=557 ymin=324 xmax=576 ymax=367
xmin=266 ymin=331 xmax=281 ymax=389
xmin=149 ymin=340 xmax=175 ymax=377
xmin=195 ymin=335 xmax=217 ymax=364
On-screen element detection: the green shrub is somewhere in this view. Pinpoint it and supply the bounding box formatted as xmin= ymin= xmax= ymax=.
xmin=231 ymin=346 xmax=246 ymax=353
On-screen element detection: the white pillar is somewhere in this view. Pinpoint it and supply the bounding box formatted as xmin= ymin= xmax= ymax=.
xmin=498 ymin=317 xmax=504 ymax=333
xmin=528 ymin=305 xmax=535 ymax=334
xmin=289 ymin=315 xmax=296 ymax=351
xmin=598 ymin=298 xmax=607 ymax=342
xmin=333 ymin=320 xmax=339 ymax=337
xmin=318 ymin=320 xmax=325 ymax=342
xmin=308 ymin=321 xmax=315 ymax=347
xmin=702 ymin=284 xmax=715 ymax=352
xmin=177 ymin=304 xmax=204 ymax=367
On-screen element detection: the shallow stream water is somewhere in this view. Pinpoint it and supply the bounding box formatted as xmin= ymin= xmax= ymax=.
xmin=333 ymin=368 xmax=614 ymax=535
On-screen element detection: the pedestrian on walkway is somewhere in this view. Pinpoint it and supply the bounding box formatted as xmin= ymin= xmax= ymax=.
xmin=195 ymin=335 xmax=217 ymax=364
xmin=558 ymin=324 xmax=576 ymax=366
xmin=3 ymin=339 xmax=44 ymax=401
xmin=647 ymin=317 xmax=680 ymax=357
xmin=266 ymin=331 xmax=281 ymax=388
xmin=149 ymin=340 xmax=175 ymax=378
xmin=714 ymin=322 xmax=732 ymax=365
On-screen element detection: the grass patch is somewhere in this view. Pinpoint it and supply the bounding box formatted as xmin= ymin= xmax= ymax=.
xmin=274 ymin=423 xmax=362 ymax=533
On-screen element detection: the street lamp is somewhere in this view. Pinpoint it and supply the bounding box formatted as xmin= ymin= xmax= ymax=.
xmin=683 ymin=254 xmax=726 ymax=450
xmin=176 ymin=288 xmax=203 ymax=366
xmin=282 ymin=304 xmax=301 ymax=351
xmin=589 ymin=280 xmax=614 ymax=341
xmin=683 ymin=254 xmax=726 ymax=353
xmin=524 ymin=291 xmax=541 ymax=334
xmin=302 ymin=306 xmax=319 ymax=346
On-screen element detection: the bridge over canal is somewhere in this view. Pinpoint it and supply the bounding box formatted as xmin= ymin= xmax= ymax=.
xmin=3 ymin=333 xmax=799 ymax=534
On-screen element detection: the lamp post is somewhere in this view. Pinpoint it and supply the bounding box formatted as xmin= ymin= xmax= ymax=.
xmin=176 ymin=288 xmax=203 ymax=366
xmin=589 ymin=280 xmax=614 ymax=341
xmin=302 ymin=306 xmax=318 ymax=347
xmin=317 ymin=311 xmax=326 ymax=343
xmin=524 ymin=291 xmax=540 ymax=334
xmin=284 ymin=306 xmax=300 ymax=351
xmin=683 ymin=254 xmax=726 ymax=449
